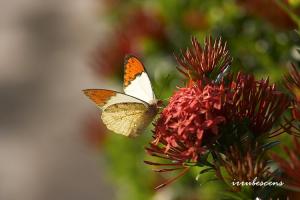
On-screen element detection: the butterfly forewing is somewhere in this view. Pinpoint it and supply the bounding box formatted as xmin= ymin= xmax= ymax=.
xmin=83 ymin=89 xmax=147 ymax=110
xmin=123 ymin=56 xmax=156 ymax=104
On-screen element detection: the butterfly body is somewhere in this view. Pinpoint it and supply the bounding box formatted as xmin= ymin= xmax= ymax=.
xmin=83 ymin=56 xmax=159 ymax=137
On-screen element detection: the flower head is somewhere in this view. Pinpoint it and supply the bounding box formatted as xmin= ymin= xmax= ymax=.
xmin=228 ymin=73 xmax=290 ymax=137
xmin=176 ymin=36 xmax=232 ymax=81
xmin=145 ymin=81 xmax=229 ymax=189
xmin=152 ymin=81 xmax=228 ymax=162
xmin=218 ymin=144 xmax=271 ymax=191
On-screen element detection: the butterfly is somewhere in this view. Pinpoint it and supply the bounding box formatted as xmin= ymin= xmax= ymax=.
xmin=83 ymin=55 xmax=160 ymax=137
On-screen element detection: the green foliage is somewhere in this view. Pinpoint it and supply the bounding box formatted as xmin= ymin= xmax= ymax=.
xmin=103 ymin=132 xmax=154 ymax=200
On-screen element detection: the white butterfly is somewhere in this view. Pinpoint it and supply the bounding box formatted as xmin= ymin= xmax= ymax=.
xmin=83 ymin=55 xmax=160 ymax=137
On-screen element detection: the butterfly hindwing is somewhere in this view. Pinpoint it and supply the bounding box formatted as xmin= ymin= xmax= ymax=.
xmin=123 ymin=55 xmax=156 ymax=104
xmin=101 ymin=102 xmax=153 ymax=137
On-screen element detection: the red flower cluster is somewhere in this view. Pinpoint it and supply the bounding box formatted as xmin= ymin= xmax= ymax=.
xmin=152 ymin=81 xmax=228 ymax=162
xmin=148 ymin=72 xmax=289 ymax=165
xmin=145 ymin=36 xmax=290 ymax=190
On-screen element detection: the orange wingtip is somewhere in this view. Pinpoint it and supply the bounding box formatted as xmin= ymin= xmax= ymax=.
xmin=124 ymin=55 xmax=145 ymax=87
xmin=83 ymin=89 xmax=116 ymax=106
